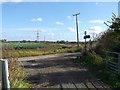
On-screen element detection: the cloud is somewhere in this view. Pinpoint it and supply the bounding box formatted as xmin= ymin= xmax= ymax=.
xmin=67 ymin=16 xmax=72 ymax=20
xmin=91 ymin=26 xmax=101 ymax=31
xmin=68 ymin=27 xmax=76 ymax=32
xmin=95 ymin=2 xmax=103 ymax=6
xmin=56 ymin=22 xmax=64 ymax=25
xmin=87 ymin=26 xmax=102 ymax=34
xmin=15 ymin=28 xmax=46 ymax=32
xmin=16 ymin=28 xmax=35 ymax=31
xmin=31 ymin=18 xmax=42 ymax=22
xmin=89 ymin=20 xmax=105 ymax=23
xmin=15 ymin=27 xmax=62 ymax=32
xmin=2 ymin=0 xmax=23 ymax=2
xmin=95 ymin=2 xmax=98 ymax=5
xmin=47 ymin=33 xmax=55 ymax=36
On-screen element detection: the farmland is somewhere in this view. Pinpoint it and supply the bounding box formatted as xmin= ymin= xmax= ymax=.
xmin=2 ymin=42 xmax=81 ymax=59
xmin=2 ymin=42 xmax=45 ymax=50
xmin=1 ymin=42 xmax=81 ymax=88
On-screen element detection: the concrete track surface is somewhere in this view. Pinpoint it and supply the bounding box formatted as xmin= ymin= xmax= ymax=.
xmin=18 ymin=52 xmax=111 ymax=89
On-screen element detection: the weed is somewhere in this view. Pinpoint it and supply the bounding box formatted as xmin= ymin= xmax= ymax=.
xmin=8 ymin=58 xmax=32 ymax=88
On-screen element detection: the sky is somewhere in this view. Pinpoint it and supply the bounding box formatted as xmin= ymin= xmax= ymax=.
xmin=1 ymin=1 xmax=119 ymax=42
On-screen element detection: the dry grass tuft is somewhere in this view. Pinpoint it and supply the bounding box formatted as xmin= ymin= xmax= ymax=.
xmin=8 ymin=58 xmax=32 ymax=88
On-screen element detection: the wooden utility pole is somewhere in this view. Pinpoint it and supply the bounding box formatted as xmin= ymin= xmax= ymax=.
xmin=73 ymin=13 xmax=80 ymax=48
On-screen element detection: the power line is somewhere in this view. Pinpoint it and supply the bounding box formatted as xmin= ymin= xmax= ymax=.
xmin=35 ymin=29 xmax=41 ymax=42
xmin=73 ymin=12 xmax=80 ymax=48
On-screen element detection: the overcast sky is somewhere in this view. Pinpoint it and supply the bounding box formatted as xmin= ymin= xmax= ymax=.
xmin=2 ymin=1 xmax=119 ymax=41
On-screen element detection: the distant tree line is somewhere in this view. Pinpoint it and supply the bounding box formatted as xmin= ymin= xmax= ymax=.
xmin=1 ymin=39 xmax=85 ymax=44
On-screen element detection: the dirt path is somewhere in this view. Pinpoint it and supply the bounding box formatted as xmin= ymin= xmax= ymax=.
xmin=18 ymin=52 xmax=111 ymax=89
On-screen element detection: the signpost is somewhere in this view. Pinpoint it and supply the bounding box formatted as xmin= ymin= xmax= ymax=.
xmin=84 ymin=31 xmax=90 ymax=54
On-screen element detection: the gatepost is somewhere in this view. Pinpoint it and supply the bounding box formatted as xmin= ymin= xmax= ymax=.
xmin=0 ymin=60 xmax=2 ymax=89
xmin=0 ymin=59 xmax=10 ymax=90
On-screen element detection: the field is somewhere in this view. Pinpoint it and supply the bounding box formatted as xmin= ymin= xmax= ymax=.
xmin=2 ymin=42 xmax=45 ymax=50
xmin=2 ymin=42 xmax=81 ymax=59
xmin=1 ymin=42 xmax=81 ymax=88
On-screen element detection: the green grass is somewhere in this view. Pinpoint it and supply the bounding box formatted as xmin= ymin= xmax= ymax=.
xmin=2 ymin=42 xmax=45 ymax=50
xmin=75 ymin=52 xmax=120 ymax=88
xmin=12 ymin=81 xmax=32 ymax=88
xmin=3 ymin=47 xmax=81 ymax=58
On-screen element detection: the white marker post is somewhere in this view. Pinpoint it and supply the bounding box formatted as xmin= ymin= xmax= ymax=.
xmin=0 ymin=59 xmax=10 ymax=90
xmin=0 ymin=60 xmax=2 ymax=89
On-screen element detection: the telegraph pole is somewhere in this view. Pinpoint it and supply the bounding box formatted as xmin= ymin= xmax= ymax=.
xmin=73 ymin=13 xmax=80 ymax=48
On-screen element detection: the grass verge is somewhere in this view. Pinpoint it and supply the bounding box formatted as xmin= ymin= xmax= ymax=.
xmin=3 ymin=47 xmax=81 ymax=59
xmin=8 ymin=58 xmax=32 ymax=88
xmin=75 ymin=51 xmax=120 ymax=88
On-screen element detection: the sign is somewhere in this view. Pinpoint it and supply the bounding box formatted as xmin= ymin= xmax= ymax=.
xmin=84 ymin=35 xmax=90 ymax=39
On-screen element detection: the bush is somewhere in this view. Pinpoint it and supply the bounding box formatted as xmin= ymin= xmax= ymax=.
xmin=93 ymin=30 xmax=120 ymax=58
xmin=75 ymin=51 xmax=120 ymax=88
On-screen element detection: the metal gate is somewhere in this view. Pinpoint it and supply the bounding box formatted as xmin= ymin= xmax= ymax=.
xmin=106 ymin=51 xmax=120 ymax=75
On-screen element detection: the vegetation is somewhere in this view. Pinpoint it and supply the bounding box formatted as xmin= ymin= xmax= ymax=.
xmin=75 ymin=51 xmax=120 ymax=87
xmin=2 ymin=42 xmax=81 ymax=88
xmin=2 ymin=42 xmax=80 ymax=59
xmin=75 ymin=14 xmax=120 ymax=87
xmin=2 ymin=42 xmax=45 ymax=50
xmin=2 ymin=47 xmax=81 ymax=59
xmin=8 ymin=58 xmax=32 ymax=88
xmin=56 ymin=40 xmax=69 ymax=44
xmin=95 ymin=13 xmax=120 ymax=56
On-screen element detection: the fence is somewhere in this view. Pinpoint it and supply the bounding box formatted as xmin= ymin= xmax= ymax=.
xmin=106 ymin=51 xmax=120 ymax=75
xmin=0 ymin=59 xmax=10 ymax=89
